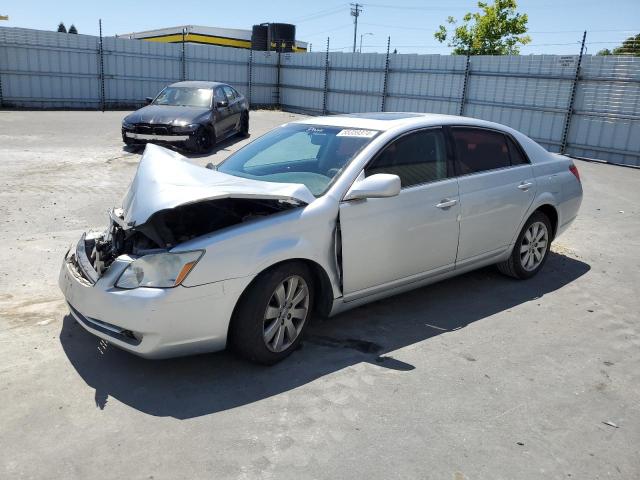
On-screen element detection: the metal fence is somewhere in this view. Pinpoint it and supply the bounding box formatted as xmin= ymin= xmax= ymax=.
xmin=1 ymin=26 xmax=639 ymax=167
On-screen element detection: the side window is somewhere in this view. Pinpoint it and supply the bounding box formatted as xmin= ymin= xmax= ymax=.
xmin=214 ymin=87 xmax=226 ymax=104
xmin=365 ymin=129 xmax=448 ymax=188
xmin=222 ymin=86 xmax=236 ymax=101
xmin=451 ymin=128 xmax=511 ymax=175
xmin=507 ymin=136 xmax=529 ymax=165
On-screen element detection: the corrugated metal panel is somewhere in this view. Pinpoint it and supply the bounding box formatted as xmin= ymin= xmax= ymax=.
xmin=385 ymin=54 xmax=465 ymax=115
xmin=1 ymin=26 xmax=639 ymax=165
xmin=280 ymin=51 xmax=325 ymax=113
xmin=103 ymin=36 xmax=181 ymax=107
xmin=187 ymin=43 xmax=249 ymax=95
xmin=250 ymin=50 xmax=278 ymax=105
xmin=326 ymin=52 xmax=386 ymax=113
xmin=567 ymin=55 xmax=640 ymax=166
xmin=0 ymin=27 xmax=100 ymax=108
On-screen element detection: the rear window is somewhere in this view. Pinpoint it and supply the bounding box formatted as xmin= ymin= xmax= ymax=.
xmin=451 ymin=128 xmax=511 ymax=175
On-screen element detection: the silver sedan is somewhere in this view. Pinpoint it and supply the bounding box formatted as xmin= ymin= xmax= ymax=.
xmin=59 ymin=113 xmax=583 ymax=364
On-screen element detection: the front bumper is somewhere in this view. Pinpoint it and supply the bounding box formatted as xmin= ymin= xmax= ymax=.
xmin=124 ymin=131 xmax=190 ymax=142
xmin=58 ymin=239 xmax=250 ymax=359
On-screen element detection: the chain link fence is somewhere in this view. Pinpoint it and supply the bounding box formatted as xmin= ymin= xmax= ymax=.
xmin=0 ymin=26 xmax=638 ymax=166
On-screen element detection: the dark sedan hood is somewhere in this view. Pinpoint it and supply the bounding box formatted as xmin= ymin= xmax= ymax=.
xmin=125 ymin=105 xmax=210 ymax=126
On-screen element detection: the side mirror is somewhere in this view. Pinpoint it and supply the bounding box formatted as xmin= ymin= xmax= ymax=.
xmin=344 ymin=173 xmax=401 ymax=201
xmin=145 ymin=96 xmax=153 ymax=104
xmin=216 ymin=100 xmax=229 ymax=108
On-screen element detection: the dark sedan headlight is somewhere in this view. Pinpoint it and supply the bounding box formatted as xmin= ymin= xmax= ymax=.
xmin=172 ymin=123 xmax=200 ymax=133
xmin=122 ymin=121 xmax=135 ymax=130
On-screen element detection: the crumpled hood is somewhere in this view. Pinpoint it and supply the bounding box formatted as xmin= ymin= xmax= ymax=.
xmin=122 ymin=144 xmax=316 ymax=227
xmin=125 ymin=105 xmax=210 ymax=126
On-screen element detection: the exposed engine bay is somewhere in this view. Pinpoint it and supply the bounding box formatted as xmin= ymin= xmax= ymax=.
xmin=85 ymin=198 xmax=299 ymax=277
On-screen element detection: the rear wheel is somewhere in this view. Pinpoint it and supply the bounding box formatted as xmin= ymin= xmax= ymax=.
xmin=497 ymin=211 xmax=552 ymax=279
xmin=230 ymin=262 xmax=313 ymax=364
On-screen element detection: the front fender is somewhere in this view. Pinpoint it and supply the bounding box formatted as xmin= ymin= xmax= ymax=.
xmin=177 ymin=199 xmax=341 ymax=296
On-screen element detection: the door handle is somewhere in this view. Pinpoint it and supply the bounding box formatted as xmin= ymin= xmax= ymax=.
xmin=518 ymin=182 xmax=534 ymax=190
xmin=435 ymin=198 xmax=457 ymax=209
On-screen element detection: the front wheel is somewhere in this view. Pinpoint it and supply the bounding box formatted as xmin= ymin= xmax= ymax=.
xmin=190 ymin=125 xmax=215 ymax=153
xmin=230 ymin=262 xmax=313 ymax=365
xmin=238 ymin=112 xmax=249 ymax=137
xmin=497 ymin=211 xmax=552 ymax=279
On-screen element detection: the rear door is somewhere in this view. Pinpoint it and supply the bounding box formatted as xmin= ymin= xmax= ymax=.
xmin=450 ymin=127 xmax=536 ymax=264
xmin=339 ymin=128 xmax=461 ymax=298
xmin=213 ymin=86 xmax=233 ymax=137
xmin=223 ymin=85 xmax=242 ymax=131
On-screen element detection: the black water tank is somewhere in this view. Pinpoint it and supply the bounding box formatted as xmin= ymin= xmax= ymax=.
xmin=268 ymin=23 xmax=296 ymax=52
xmin=251 ymin=24 xmax=268 ymax=50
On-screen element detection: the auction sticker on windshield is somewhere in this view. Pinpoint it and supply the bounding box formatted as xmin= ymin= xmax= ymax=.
xmin=336 ymin=129 xmax=378 ymax=138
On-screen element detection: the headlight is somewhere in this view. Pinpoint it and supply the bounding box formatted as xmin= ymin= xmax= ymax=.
xmin=172 ymin=123 xmax=200 ymax=133
xmin=116 ymin=251 xmax=204 ymax=289
xmin=122 ymin=121 xmax=135 ymax=129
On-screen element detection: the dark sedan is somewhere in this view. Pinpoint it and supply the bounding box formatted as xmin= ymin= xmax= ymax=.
xmin=121 ymin=81 xmax=249 ymax=152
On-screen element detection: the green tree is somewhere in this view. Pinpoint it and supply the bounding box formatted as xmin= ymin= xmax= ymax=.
xmin=434 ymin=0 xmax=531 ymax=55
xmin=68 ymin=24 xmax=78 ymax=34
xmin=57 ymin=22 xmax=67 ymax=33
xmin=613 ymin=34 xmax=639 ymax=56
xmin=598 ymin=35 xmax=640 ymax=56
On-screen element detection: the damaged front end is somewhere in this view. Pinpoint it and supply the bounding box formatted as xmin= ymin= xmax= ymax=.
xmin=73 ymin=144 xmax=315 ymax=283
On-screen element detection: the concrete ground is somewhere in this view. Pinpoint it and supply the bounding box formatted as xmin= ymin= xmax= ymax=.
xmin=0 ymin=110 xmax=638 ymax=480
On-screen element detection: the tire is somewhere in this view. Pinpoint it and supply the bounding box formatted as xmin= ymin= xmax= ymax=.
xmin=230 ymin=262 xmax=313 ymax=365
xmin=191 ymin=125 xmax=215 ymax=153
xmin=238 ymin=112 xmax=249 ymax=138
xmin=497 ymin=211 xmax=552 ymax=279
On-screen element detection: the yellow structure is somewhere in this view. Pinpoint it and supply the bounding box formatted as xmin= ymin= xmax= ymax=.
xmin=118 ymin=25 xmax=308 ymax=52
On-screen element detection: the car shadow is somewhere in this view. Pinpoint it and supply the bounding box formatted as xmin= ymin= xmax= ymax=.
xmin=60 ymin=252 xmax=590 ymax=419
xmin=121 ymin=134 xmax=249 ymax=159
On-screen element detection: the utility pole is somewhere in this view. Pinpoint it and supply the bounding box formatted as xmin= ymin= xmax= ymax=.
xmin=350 ymin=3 xmax=362 ymax=53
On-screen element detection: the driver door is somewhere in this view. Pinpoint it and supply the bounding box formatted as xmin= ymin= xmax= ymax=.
xmin=339 ymin=128 xmax=461 ymax=300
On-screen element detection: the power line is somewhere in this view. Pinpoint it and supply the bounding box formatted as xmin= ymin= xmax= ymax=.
xmin=286 ymin=5 xmax=347 ymax=24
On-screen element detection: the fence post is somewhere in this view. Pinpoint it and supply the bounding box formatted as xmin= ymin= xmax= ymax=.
xmin=459 ymin=46 xmax=471 ymax=116
xmin=247 ymin=48 xmax=253 ymax=107
xmin=0 ymin=53 xmax=4 ymax=108
xmin=98 ymin=19 xmax=105 ymax=112
xmin=561 ymin=30 xmax=587 ymax=155
xmin=381 ymin=36 xmax=391 ymax=112
xmin=322 ymin=37 xmax=330 ymax=115
xmin=275 ymin=50 xmax=281 ymax=108
xmin=181 ymin=28 xmax=186 ymax=81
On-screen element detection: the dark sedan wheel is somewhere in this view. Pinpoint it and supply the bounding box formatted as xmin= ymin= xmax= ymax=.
xmin=230 ymin=262 xmax=313 ymax=365
xmin=497 ymin=211 xmax=552 ymax=279
xmin=191 ymin=126 xmax=215 ymax=153
xmin=239 ymin=112 xmax=249 ymax=137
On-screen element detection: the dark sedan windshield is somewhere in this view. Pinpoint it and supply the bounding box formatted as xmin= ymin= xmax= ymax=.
xmin=153 ymin=87 xmax=213 ymax=108
xmin=217 ymin=124 xmax=380 ymax=196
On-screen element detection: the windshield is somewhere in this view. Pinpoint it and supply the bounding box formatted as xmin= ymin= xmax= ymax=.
xmin=217 ymin=124 xmax=380 ymax=196
xmin=153 ymin=87 xmax=212 ymax=108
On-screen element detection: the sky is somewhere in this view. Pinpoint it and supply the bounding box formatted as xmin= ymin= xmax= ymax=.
xmin=1 ymin=0 xmax=639 ymax=55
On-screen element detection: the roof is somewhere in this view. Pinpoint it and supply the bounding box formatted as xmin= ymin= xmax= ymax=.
xmin=168 ymin=81 xmax=226 ymax=89
xmin=293 ymin=112 xmax=501 ymax=132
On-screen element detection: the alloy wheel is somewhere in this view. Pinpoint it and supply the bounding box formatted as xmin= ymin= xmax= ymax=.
xmin=262 ymin=275 xmax=309 ymax=352
xmin=520 ymin=221 xmax=548 ymax=271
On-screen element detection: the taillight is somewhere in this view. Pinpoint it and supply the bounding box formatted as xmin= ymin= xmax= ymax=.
xmin=569 ymin=164 xmax=581 ymax=182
